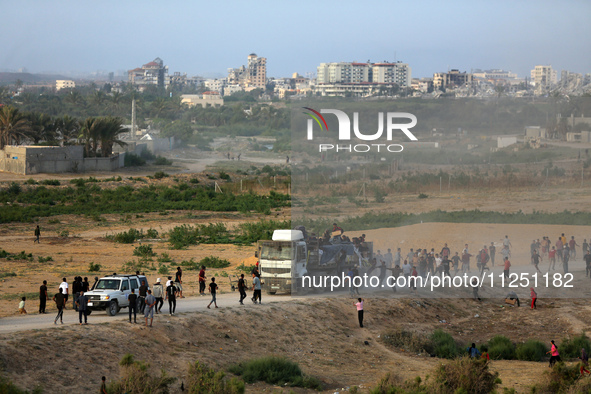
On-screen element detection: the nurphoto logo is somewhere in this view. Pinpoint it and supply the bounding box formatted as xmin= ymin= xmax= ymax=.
xmin=302 ymin=107 xmax=418 ymax=153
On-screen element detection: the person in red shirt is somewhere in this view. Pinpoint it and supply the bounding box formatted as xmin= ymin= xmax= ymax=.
xmin=503 ymin=257 xmax=511 ymax=279
xmin=198 ymin=266 xmax=206 ymax=295
xmin=530 ymin=287 xmax=537 ymax=309
xmin=569 ymin=236 xmax=579 ymax=261
xmin=548 ymin=246 xmax=556 ymax=271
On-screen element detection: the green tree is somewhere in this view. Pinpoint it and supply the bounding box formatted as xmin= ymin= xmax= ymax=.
xmin=0 ymin=106 xmax=31 ymax=149
xmin=97 ymin=116 xmax=127 ymax=157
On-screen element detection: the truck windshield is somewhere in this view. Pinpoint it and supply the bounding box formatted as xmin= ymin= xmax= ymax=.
xmin=261 ymin=243 xmax=292 ymax=260
xmin=94 ymin=279 xmax=121 ymax=290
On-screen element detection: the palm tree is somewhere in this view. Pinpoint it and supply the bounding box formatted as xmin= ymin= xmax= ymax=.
xmin=80 ymin=117 xmax=99 ymax=157
xmin=26 ymin=112 xmax=56 ymax=144
xmin=55 ymin=115 xmax=80 ymax=144
xmin=0 ymin=106 xmax=31 ymax=149
xmin=96 ymin=117 xmax=127 ymax=157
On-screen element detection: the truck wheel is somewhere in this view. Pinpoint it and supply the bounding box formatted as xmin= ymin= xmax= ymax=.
xmin=106 ymin=300 xmax=119 ymax=316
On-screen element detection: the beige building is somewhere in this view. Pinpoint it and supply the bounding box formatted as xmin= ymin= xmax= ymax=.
xmin=530 ymin=65 xmax=557 ymax=93
xmin=56 ymin=80 xmax=75 ymax=91
xmin=433 ymin=69 xmax=473 ymax=89
xmin=128 ymin=57 xmax=170 ymax=89
xmin=227 ymin=53 xmax=267 ymax=89
xmin=181 ymin=92 xmax=224 ymax=108
xmin=316 ymin=61 xmax=411 ymax=87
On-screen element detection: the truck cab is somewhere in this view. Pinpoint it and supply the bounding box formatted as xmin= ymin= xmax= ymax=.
xmin=85 ymin=274 xmax=148 ymax=316
xmin=258 ymin=230 xmax=307 ymax=294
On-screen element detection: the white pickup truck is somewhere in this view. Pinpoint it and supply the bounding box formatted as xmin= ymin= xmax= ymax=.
xmin=84 ymin=274 xmax=148 ymax=316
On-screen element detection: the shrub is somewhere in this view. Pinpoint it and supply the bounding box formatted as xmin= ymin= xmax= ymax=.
xmin=157 ymin=253 xmax=174 ymax=263
xmin=88 ymin=262 xmax=101 ymax=272
xmin=430 ymin=329 xmax=459 ymax=359
xmin=7 ymin=251 xmax=33 ymax=261
xmin=133 ymin=244 xmax=156 ymax=259
xmin=154 ymin=156 xmax=172 ymax=165
xmin=40 ymin=179 xmax=60 ymax=186
xmin=124 ymin=152 xmax=146 ymax=167
xmin=107 ymin=228 xmax=142 ymax=244
xmin=219 ymin=171 xmax=231 ymax=181
xmin=200 ymin=256 xmax=231 ymax=269
xmin=531 ymin=361 xmax=580 ymax=393
xmin=109 ymin=354 xmax=175 ymax=393
xmin=228 ymin=356 xmax=321 ymax=389
xmin=487 ymin=335 xmax=516 ymax=360
xmin=157 ymin=264 xmax=170 ymax=276
xmin=153 ymin=171 xmax=169 ymax=179
xmin=187 ymin=361 xmax=244 ymax=394
xmin=25 ymin=178 xmax=38 ymax=185
xmin=418 ymin=193 xmax=428 ymax=199
xmin=559 ymin=334 xmax=591 ymax=358
xmin=146 ymin=228 xmax=159 ymax=239
xmin=429 ymin=357 xmax=500 ymax=394
xmin=516 ymin=339 xmax=548 ymax=361
xmin=236 ymin=262 xmax=257 ymax=273
xmin=58 ymin=230 xmax=69 ymax=238
xmin=37 ymin=256 xmax=53 ymax=263
xmin=381 ymin=330 xmax=433 ymax=354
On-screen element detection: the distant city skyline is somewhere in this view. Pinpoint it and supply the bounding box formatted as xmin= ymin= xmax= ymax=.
xmin=1 ymin=0 xmax=590 ymax=80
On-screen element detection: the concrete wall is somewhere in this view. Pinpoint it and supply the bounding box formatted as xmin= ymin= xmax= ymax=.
xmin=0 ymin=145 xmax=123 ymax=175
xmin=497 ymin=136 xmax=517 ymax=148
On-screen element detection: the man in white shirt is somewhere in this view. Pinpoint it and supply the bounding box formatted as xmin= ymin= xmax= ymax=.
xmin=59 ymin=278 xmax=69 ymax=307
xmin=435 ymin=254 xmax=443 ymax=274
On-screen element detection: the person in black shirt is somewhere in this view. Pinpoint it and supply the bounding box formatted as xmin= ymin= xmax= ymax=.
xmin=76 ymin=291 xmax=89 ymax=325
xmin=175 ymin=267 xmax=184 ymax=298
xmin=207 ymin=278 xmax=218 ymax=309
xmin=128 ymin=289 xmax=138 ymax=323
xmin=138 ymin=280 xmax=148 ymax=313
xmin=82 ymin=277 xmax=90 ymax=292
xmin=39 ymin=280 xmax=48 ymax=313
xmin=238 ymin=274 xmax=247 ymax=305
xmin=72 ymin=276 xmax=82 ymax=312
xmin=53 ymin=288 xmax=65 ymax=324
xmin=34 ymin=225 xmax=40 ymax=243
xmin=584 ymin=250 xmax=591 ymax=277
xmin=165 ymin=281 xmax=177 ymax=316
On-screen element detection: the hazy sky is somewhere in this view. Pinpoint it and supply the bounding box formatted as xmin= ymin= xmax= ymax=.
xmin=1 ymin=0 xmax=590 ymax=79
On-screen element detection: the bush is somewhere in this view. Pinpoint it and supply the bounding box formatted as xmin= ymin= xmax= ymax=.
xmin=146 ymin=228 xmax=159 ymax=239
xmin=88 ymin=262 xmax=101 ymax=272
xmin=531 ymin=361 xmax=581 ymax=393
xmin=418 ymin=193 xmax=428 ymax=199
xmin=559 ymin=334 xmax=591 ymax=359
xmin=157 ymin=264 xmax=170 ymax=276
xmin=154 ymin=156 xmax=172 ymax=165
xmin=236 ymin=262 xmax=256 ymax=273
xmin=25 ymin=178 xmax=38 ymax=185
xmin=153 ymin=171 xmax=169 ymax=179
xmin=58 ymin=230 xmax=69 ymax=238
xmin=124 ymin=152 xmax=146 ymax=167
xmin=429 ymin=357 xmax=500 ymax=394
xmin=133 ymin=244 xmax=156 ymax=259
xmin=228 ymin=356 xmax=321 ymax=389
xmin=107 ymin=228 xmax=144 ymax=244
xmin=40 ymin=179 xmax=60 ymax=186
xmin=219 ymin=171 xmax=231 ymax=181
xmin=109 ymin=354 xmax=175 ymax=393
xmin=200 ymin=256 xmax=231 ymax=269
xmin=487 ymin=335 xmax=516 ymax=360
xmin=187 ymin=361 xmax=244 ymax=394
xmin=37 ymin=256 xmax=53 ymax=263
xmin=381 ymin=330 xmax=433 ymax=354
xmin=430 ymin=329 xmax=459 ymax=359
xmin=157 ymin=253 xmax=174 ymax=263
xmin=516 ymin=339 xmax=548 ymax=361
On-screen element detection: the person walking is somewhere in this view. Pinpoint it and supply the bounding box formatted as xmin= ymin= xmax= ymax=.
xmin=18 ymin=297 xmax=27 ymax=314
xmin=144 ymin=289 xmax=156 ymax=327
xmin=59 ymin=278 xmax=69 ymax=308
xmin=207 ymin=277 xmax=218 ymax=309
xmin=165 ymin=280 xmax=177 ymax=316
xmin=34 ymin=225 xmax=40 ymax=243
xmin=549 ymin=246 xmax=557 ymax=271
xmin=138 ymin=280 xmax=148 ymax=314
xmin=76 ymin=290 xmax=89 ymax=325
xmin=472 ymin=277 xmax=481 ymax=301
xmin=175 ymin=267 xmax=184 ymax=298
xmin=128 ymin=289 xmax=138 ymax=323
xmin=562 ymin=245 xmax=570 ymax=274
xmin=39 ymin=280 xmax=48 ymax=314
xmin=585 ymin=250 xmax=591 ymax=278
xmin=532 ymin=250 xmax=542 ymax=274
xmin=152 ymin=278 xmax=164 ymax=314
xmin=198 ymin=266 xmax=206 ymax=296
xmin=355 ymin=298 xmax=364 ymax=328
xmin=503 ymin=257 xmax=511 ymax=279
xmin=252 ymin=272 xmax=262 ymax=304
xmin=547 ymin=340 xmax=561 ymax=367
xmin=238 ymin=274 xmax=247 ymax=305
xmin=467 ymin=343 xmax=481 ymax=358
xmin=489 ymin=242 xmax=496 ymax=267
xmin=53 ymin=288 xmax=65 ymax=324
xmin=530 ymin=287 xmax=537 ymax=309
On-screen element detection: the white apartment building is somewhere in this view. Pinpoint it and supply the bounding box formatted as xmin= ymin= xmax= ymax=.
xmin=204 ymin=79 xmax=226 ymax=94
xmin=317 ymin=61 xmax=411 ymax=87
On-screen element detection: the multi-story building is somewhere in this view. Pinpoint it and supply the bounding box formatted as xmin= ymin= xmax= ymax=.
xmin=128 ymin=57 xmax=170 ymax=89
xmin=204 ymin=79 xmax=226 ymax=94
xmin=227 ymin=53 xmax=267 ymax=89
xmin=530 ymin=65 xmax=557 ymax=93
xmin=433 ymin=69 xmax=473 ymax=89
xmin=56 ymin=80 xmax=75 ymax=91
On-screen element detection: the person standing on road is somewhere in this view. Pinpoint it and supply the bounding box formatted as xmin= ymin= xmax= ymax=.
xmin=355 ymin=298 xmax=364 ymax=327
xmin=569 ymin=236 xmax=579 ymax=261
xmin=238 ymin=274 xmax=247 ymax=305
xmin=503 ymin=235 xmax=512 ymax=251
xmin=72 ymin=276 xmax=81 ymax=312
xmin=165 ymin=280 xmax=177 ymax=316
xmin=144 ymin=289 xmax=156 ymax=327
xmin=547 ymin=340 xmax=561 ymax=367
xmin=53 ymin=288 xmax=65 ymax=324
xmin=532 ymin=250 xmax=542 ymax=274
xmin=207 ymin=277 xmax=218 ymax=309
xmin=549 ymin=247 xmax=557 ymax=271
xmin=76 ymin=290 xmax=89 ymax=325
xmin=175 ymin=267 xmax=184 ymax=298
xmin=585 ymin=250 xmax=591 ymax=278
xmin=198 ymin=266 xmax=206 ymax=296
xmin=59 ymin=278 xmax=69 ymax=308
xmin=82 ymin=277 xmax=90 ymax=293
xmin=128 ymin=289 xmax=138 ymax=323
xmin=503 ymin=257 xmax=511 ymax=279
xmin=138 ymin=280 xmax=148 ymax=314
xmin=252 ymin=272 xmax=262 ymax=304
xmin=39 ymin=280 xmax=48 ymax=314
xmin=34 ymin=225 xmax=40 ymax=243
xmin=152 ymin=278 xmax=164 ymax=314
xmin=489 ymin=242 xmax=496 ymax=267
